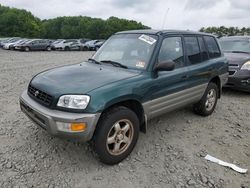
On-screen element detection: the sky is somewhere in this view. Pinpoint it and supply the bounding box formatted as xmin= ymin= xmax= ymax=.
xmin=0 ymin=0 xmax=249 ymax=30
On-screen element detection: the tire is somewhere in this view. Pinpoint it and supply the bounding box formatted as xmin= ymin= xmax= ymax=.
xmin=93 ymin=106 xmax=139 ymax=165
xmin=193 ymin=82 xmax=218 ymax=116
xmin=24 ymin=47 xmax=30 ymax=52
xmin=82 ymin=46 xmax=88 ymax=51
xmin=95 ymin=47 xmax=99 ymax=51
xmin=64 ymin=46 xmax=70 ymax=51
xmin=46 ymin=46 xmax=52 ymax=51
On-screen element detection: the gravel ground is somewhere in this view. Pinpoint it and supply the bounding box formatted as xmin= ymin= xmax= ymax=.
xmin=0 ymin=49 xmax=249 ymax=188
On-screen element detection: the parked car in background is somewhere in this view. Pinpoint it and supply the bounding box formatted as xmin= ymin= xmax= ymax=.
xmin=94 ymin=40 xmax=106 ymax=51
xmin=20 ymin=30 xmax=228 ymax=164
xmin=0 ymin=37 xmax=20 ymax=48
xmin=3 ymin=39 xmax=27 ymax=50
xmin=51 ymin=39 xmax=88 ymax=51
xmin=0 ymin=38 xmax=10 ymax=46
xmin=10 ymin=39 xmax=30 ymax=50
xmin=220 ymin=36 xmax=250 ymax=92
xmin=17 ymin=39 xmax=52 ymax=52
xmin=81 ymin=40 xmax=102 ymax=51
xmin=14 ymin=39 xmax=31 ymax=50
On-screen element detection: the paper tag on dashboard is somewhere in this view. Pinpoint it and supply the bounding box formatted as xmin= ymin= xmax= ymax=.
xmin=136 ymin=61 xmax=146 ymax=68
xmin=138 ymin=34 xmax=156 ymax=45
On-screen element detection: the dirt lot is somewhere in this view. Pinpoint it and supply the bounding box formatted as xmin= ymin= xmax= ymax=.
xmin=0 ymin=49 xmax=249 ymax=188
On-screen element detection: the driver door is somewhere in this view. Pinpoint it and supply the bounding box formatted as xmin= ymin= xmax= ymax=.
xmin=144 ymin=36 xmax=189 ymax=119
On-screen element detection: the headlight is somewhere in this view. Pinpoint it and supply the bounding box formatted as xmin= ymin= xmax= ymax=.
xmin=241 ymin=61 xmax=250 ymax=70
xmin=57 ymin=95 xmax=90 ymax=109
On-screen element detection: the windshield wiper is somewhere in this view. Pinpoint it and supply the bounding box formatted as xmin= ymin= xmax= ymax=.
xmin=231 ymin=51 xmax=250 ymax=54
xmin=88 ymin=58 xmax=101 ymax=64
xmin=100 ymin=60 xmax=128 ymax=69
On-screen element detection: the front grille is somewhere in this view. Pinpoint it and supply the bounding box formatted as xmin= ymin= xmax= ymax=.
xmin=228 ymin=70 xmax=236 ymax=76
xmin=28 ymin=85 xmax=52 ymax=106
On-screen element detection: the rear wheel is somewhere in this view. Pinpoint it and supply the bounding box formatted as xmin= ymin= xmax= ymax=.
xmin=64 ymin=46 xmax=70 ymax=51
xmin=24 ymin=47 xmax=30 ymax=52
xmin=193 ymin=82 xmax=218 ymax=116
xmin=82 ymin=46 xmax=88 ymax=51
xmin=93 ymin=106 xmax=139 ymax=165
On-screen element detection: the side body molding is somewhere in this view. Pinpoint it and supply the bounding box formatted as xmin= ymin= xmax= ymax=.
xmin=142 ymin=83 xmax=208 ymax=120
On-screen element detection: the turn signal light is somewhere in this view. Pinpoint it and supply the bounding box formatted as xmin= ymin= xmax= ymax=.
xmin=70 ymin=123 xmax=87 ymax=131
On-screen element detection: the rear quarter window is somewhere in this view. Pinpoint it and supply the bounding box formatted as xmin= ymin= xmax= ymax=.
xmin=198 ymin=37 xmax=209 ymax=61
xmin=203 ymin=36 xmax=221 ymax=58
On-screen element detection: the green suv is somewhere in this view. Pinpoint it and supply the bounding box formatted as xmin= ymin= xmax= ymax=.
xmin=20 ymin=30 xmax=228 ymax=164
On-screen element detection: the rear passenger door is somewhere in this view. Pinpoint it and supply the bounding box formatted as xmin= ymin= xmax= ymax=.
xmin=184 ymin=35 xmax=220 ymax=93
xmin=38 ymin=40 xmax=46 ymax=50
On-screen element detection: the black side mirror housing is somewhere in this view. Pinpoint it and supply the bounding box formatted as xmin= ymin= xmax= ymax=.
xmin=154 ymin=60 xmax=175 ymax=71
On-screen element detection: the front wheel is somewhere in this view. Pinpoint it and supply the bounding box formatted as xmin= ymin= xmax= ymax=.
xmin=193 ymin=82 xmax=218 ymax=116
xmin=93 ymin=106 xmax=139 ymax=165
xmin=46 ymin=46 xmax=52 ymax=51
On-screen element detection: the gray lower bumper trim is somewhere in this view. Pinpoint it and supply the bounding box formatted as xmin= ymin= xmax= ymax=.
xmin=20 ymin=90 xmax=101 ymax=142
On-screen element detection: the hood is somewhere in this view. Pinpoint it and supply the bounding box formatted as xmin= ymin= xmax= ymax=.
xmin=224 ymin=52 xmax=250 ymax=66
xmin=30 ymin=62 xmax=140 ymax=96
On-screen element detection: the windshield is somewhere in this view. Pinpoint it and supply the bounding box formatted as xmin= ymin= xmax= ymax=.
xmin=220 ymin=39 xmax=250 ymax=53
xmin=92 ymin=34 xmax=158 ymax=70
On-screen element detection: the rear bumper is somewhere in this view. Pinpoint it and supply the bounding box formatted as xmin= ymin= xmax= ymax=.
xmin=20 ymin=90 xmax=101 ymax=142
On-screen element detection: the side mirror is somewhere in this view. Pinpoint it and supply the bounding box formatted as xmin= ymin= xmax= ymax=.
xmin=154 ymin=60 xmax=175 ymax=71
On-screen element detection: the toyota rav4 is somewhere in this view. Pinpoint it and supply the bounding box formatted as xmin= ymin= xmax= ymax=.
xmin=20 ymin=30 xmax=228 ymax=164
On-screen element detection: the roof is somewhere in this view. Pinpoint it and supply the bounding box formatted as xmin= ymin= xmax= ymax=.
xmin=116 ymin=29 xmax=215 ymax=36
xmin=220 ymin=36 xmax=250 ymax=41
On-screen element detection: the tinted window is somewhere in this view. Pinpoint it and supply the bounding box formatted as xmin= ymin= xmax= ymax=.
xmin=198 ymin=37 xmax=209 ymax=61
xmin=204 ymin=36 xmax=221 ymax=58
xmin=30 ymin=40 xmax=38 ymax=44
xmin=64 ymin=40 xmax=76 ymax=43
xmin=184 ymin=36 xmax=202 ymax=64
xmin=219 ymin=39 xmax=250 ymax=53
xmin=158 ymin=37 xmax=184 ymax=68
xmin=39 ymin=40 xmax=46 ymax=44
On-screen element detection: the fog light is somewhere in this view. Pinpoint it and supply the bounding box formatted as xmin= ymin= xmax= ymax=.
xmin=57 ymin=122 xmax=87 ymax=132
xmin=71 ymin=123 xmax=87 ymax=131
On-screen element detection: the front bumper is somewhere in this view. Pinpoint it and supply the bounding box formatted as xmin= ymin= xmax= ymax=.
xmin=20 ymin=90 xmax=101 ymax=142
xmin=15 ymin=46 xmax=21 ymax=50
xmin=225 ymin=70 xmax=250 ymax=92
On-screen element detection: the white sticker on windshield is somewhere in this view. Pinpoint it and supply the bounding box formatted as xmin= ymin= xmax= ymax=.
xmin=138 ymin=34 xmax=156 ymax=45
xmin=136 ymin=61 xmax=146 ymax=68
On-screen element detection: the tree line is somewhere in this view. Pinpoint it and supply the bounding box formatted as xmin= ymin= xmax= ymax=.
xmin=1 ymin=4 xmax=249 ymax=39
xmin=0 ymin=4 xmax=149 ymax=39
xmin=200 ymin=26 xmax=250 ymax=37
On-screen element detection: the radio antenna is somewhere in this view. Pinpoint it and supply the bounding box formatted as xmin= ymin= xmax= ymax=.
xmin=162 ymin=8 xmax=170 ymax=29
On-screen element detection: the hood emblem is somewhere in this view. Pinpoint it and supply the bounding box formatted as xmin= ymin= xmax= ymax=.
xmin=34 ymin=90 xmax=39 ymax=97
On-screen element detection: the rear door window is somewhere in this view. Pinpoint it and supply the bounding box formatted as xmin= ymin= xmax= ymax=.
xmin=203 ymin=36 xmax=221 ymax=58
xmin=184 ymin=36 xmax=202 ymax=64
